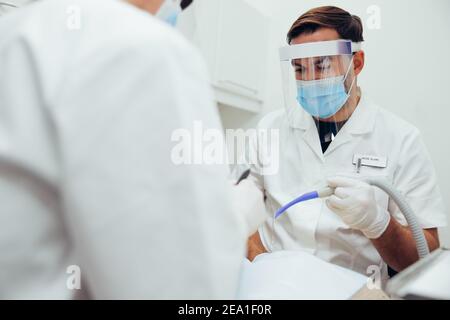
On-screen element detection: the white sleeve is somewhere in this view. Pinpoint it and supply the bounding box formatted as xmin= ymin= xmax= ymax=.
xmin=390 ymin=129 xmax=448 ymax=229
xmin=55 ymin=36 xmax=246 ymax=299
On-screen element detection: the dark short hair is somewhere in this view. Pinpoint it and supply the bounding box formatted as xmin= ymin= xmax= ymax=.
xmin=287 ymin=6 xmax=364 ymax=44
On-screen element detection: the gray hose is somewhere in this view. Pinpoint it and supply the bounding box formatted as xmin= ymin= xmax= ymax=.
xmin=365 ymin=178 xmax=430 ymax=259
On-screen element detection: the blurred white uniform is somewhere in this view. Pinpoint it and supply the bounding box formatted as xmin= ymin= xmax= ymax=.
xmin=247 ymin=94 xmax=447 ymax=280
xmin=0 ymin=0 xmax=246 ymax=299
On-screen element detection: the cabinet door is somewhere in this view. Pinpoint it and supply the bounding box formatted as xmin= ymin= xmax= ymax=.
xmin=213 ymin=0 xmax=269 ymax=110
xmin=179 ymin=0 xmax=270 ymax=112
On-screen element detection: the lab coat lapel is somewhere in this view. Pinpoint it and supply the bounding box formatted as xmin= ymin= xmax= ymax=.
xmin=301 ymin=125 xmax=324 ymax=163
xmin=324 ymin=128 xmax=353 ymax=156
xmin=325 ymin=94 xmax=378 ymax=156
xmin=288 ymin=106 xmax=324 ymax=163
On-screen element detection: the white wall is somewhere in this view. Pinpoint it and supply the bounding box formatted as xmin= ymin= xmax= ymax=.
xmin=219 ymin=0 xmax=450 ymax=246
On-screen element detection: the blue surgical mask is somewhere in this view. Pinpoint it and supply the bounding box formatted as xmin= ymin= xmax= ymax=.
xmin=156 ymin=0 xmax=182 ymax=26
xmin=296 ymin=59 xmax=355 ymax=119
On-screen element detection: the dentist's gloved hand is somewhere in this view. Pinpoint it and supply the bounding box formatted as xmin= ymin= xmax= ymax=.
xmin=326 ymin=177 xmax=391 ymax=239
xmin=230 ymin=180 xmax=266 ymax=237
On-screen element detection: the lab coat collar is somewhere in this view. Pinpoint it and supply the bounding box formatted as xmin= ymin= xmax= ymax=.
xmin=287 ymin=91 xmax=378 ymax=135
xmin=286 ymin=91 xmax=379 ymax=162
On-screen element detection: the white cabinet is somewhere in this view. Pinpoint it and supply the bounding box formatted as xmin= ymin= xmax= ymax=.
xmin=178 ymin=0 xmax=270 ymax=113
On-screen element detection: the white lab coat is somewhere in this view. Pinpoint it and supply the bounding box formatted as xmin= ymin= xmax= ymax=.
xmin=0 ymin=0 xmax=246 ymax=299
xmin=247 ymin=92 xmax=447 ymax=280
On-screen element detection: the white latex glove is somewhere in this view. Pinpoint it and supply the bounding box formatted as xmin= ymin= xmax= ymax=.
xmin=230 ymin=180 xmax=266 ymax=237
xmin=326 ymin=176 xmax=391 ymax=239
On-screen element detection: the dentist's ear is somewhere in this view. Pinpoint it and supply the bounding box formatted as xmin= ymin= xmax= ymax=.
xmin=353 ymin=50 xmax=365 ymax=76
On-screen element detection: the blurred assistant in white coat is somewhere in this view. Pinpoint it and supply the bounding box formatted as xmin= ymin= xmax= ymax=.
xmin=0 ymin=0 xmax=248 ymax=299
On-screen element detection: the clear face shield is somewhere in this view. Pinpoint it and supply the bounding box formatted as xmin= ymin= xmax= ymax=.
xmin=280 ymin=40 xmax=362 ymax=129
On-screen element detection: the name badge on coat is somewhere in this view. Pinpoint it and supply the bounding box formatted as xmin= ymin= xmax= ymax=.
xmin=353 ymin=154 xmax=388 ymax=169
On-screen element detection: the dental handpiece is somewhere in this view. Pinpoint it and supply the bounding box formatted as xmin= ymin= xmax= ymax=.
xmin=275 ymin=187 xmax=335 ymax=219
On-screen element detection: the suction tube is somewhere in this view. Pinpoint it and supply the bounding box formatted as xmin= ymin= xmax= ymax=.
xmin=365 ymin=179 xmax=430 ymax=259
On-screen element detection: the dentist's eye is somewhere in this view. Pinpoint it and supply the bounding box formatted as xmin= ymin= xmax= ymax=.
xmin=316 ymin=57 xmax=332 ymax=69
xmin=317 ymin=65 xmax=330 ymax=71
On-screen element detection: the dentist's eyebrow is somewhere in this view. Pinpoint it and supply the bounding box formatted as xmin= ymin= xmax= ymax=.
xmin=292 ymin=60 xmax=307 ymax=69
